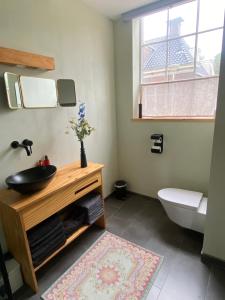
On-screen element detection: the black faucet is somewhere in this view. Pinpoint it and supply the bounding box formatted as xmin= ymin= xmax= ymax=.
xmin=11 ymin=139 xmax=33 ymax=156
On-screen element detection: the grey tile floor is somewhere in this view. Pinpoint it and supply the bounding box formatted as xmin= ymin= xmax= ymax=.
xmin=15 ymin=193 xmax=225 ymax=300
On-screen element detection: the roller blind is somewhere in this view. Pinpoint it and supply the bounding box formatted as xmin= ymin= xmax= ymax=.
xmin=122 ymin=0 xmax=188 ymax=21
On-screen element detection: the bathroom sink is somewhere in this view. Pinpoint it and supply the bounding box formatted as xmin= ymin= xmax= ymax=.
xmin=6 ymin=165 xmax=57 ymax=194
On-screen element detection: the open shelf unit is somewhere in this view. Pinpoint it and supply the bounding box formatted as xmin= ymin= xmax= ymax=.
xmin=0 ymin=161 xmax=105 ymax=293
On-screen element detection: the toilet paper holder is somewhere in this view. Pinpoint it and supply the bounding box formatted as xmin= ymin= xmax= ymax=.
xmin=151 ymin=134 xmax=163 ymax=154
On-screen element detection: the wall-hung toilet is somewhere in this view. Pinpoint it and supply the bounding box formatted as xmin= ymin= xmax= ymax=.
xmin=158 ymin=188 xmax=207 ymax=233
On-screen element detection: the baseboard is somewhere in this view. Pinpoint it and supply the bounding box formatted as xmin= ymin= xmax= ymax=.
xmin=201 ymin=253 xmax=225 ymax=269
xmin=104 ymin=192 xmax=115 ymax=201
xmin=127 ymin=190 xmax=158 ymax=201
xmin=104 ymin=190 xmax=158 ymax=202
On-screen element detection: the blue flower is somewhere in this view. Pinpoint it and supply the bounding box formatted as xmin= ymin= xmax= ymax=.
xmin=69 ymin=103 xmax=94 ymax=141
xmin=78 ymin=103 xmax=85 ymax=121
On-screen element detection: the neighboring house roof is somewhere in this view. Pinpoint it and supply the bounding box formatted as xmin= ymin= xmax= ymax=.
xmin=143 ymin=18 xmax=209 ymax=76
xmin=144 ymin=38 xmax=193 ymax=71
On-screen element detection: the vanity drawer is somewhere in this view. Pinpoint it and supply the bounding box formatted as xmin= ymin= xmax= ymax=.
xmin=22 ymin=172 xmax=102 ymax=230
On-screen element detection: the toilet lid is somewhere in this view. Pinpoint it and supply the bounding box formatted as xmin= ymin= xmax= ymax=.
xmin=158 ymin=188 xmax=203 ymax=210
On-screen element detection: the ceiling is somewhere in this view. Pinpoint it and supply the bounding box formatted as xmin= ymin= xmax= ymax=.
xmin=82 ymin=0 xmax=156 ymax=19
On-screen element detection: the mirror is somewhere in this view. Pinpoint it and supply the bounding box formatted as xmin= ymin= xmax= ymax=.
xmin=57 ymin=79 xmax=76 ymax=107
xmin=4 ymin=72 xmax=22 ymax=109
xmin=20 ymin=76 xmax=58 ymax=108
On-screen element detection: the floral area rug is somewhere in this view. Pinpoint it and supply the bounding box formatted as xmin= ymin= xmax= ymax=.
xmin=42 ymin=231 xmax=163 ymax=300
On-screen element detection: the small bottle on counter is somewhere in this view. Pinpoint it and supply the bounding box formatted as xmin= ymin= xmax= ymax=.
xmin=36 ymin=160 xmax=44 ymax=167
xmin=43 ymin=155 xmax=50 ymax=166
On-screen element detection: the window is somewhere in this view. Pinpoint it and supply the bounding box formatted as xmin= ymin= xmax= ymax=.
xmin=138 ymin=0 xmax=225 ymax=118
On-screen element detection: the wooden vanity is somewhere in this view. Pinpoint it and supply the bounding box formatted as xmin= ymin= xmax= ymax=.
xmin=0 ymin=161 xmax=105 ymax=292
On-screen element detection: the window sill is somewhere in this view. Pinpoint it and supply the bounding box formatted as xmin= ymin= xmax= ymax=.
xmin=132 ymin=117 xmax=215 ymax=122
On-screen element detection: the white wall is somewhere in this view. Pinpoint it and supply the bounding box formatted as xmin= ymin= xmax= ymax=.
xmin=0 ymin=0 xmax=118 ymax=251
xmin=203 ymin=26 xmax=225 ymax=261
xmin=114 ymin=19 xmax=215 ymax=198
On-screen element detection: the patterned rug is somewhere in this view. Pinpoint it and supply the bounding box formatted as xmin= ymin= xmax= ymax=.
xmin=42 ymin=231 xmax=163 ymax=300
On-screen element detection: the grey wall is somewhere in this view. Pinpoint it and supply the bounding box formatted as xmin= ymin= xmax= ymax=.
xmin=0 ymin=0 xmax=118 ymax=195
xmin=0 ymin=0 xmax=222 ymax=261
xmin=203 ymin=26 xmax=225 ymax=261
xmin=114 ymin=19 xmax=215 ymax=198
xmin=0 ymin=0 xmax=118 ymax=251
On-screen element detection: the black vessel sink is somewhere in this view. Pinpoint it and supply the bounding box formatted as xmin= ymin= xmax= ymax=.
xmin=6 ymin=165 xmax=57 ymax=194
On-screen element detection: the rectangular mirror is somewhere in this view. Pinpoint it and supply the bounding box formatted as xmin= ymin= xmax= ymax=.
xmin=20 ymin=76 xmax=58 ymax=108
xmin=57 ymin=79 xmax=76 ymax=107
xmin=4 ymin=72 xmax=22 ymax=109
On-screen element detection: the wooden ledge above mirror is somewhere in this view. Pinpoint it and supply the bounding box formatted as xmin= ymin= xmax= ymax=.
xmin=0 ymin=47 xmax=55 ymax=70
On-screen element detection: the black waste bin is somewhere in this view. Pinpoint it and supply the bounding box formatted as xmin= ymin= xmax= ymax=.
xmin=114 ymin=180 xmax=127 ymax=200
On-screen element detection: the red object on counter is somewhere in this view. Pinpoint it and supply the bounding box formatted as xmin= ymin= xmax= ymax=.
xmin=43 ymin=155 xmax=50 ymax=166
xmin=36 ymin=160 xmax=44 ymax=167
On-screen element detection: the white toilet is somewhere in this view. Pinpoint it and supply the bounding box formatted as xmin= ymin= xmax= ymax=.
xmin=158 ymin=188 xmax=208 ymax=233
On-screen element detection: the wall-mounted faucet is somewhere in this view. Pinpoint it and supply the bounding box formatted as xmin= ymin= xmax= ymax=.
xmin=11 ymin=139 xmax=33 ymax=156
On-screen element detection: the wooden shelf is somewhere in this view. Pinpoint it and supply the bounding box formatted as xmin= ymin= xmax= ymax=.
xmin=0 ymin=47 xmax=55 ymax=70
xmin=34 ymin=224 xmax=90 ymax=272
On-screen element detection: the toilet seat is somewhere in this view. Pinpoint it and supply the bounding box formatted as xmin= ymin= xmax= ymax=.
xmin=198 ymin=197 xmax=207 ymax=215
xmin=158 ymin=188 xmax=203 ymax=211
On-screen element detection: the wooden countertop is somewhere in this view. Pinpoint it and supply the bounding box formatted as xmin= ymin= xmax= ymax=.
xmin=0 ymin=161 xmax=104 ymax=212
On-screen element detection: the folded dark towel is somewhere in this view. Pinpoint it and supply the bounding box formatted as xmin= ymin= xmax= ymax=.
xmin=32 ymin=236 xmax=66 ymax=267
xmin=27 ymin=214 xmax=62 ymax=245
xmin=89 ymin=202 xmax=102 ymax=210
xmin=30 ymin=223 xmax=66 ymax=254
xmin=32 ymin=231 xmax=66 ymax=267
xmin=77 ymin=192 xmax=102 ymax=210
xmin=75 ymin=192 xmax=104 ymax=225
xmin=29 ymin=222 xmax=65 ymax=249
xmin=63 ymin=210 xmax=86 ymax=237
xmin=86 ymin=205 xmax=103 ymax=216
xmin=63 ymin=218 xmax=84 ymax=238
xmin=86 ymin=209 xmax=104 ymax=225
xmin=86 ymin=205 xmax=103 ymax=215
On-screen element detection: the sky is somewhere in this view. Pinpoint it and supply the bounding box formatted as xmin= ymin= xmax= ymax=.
xmin=143 ymin=0 xmax=225 ymax=61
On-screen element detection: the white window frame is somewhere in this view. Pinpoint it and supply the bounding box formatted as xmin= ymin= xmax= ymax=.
xmin=137 ymin=0 xmax=224 ymax=120
xmin=140 ymin=0 xmax=223 ymax=85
